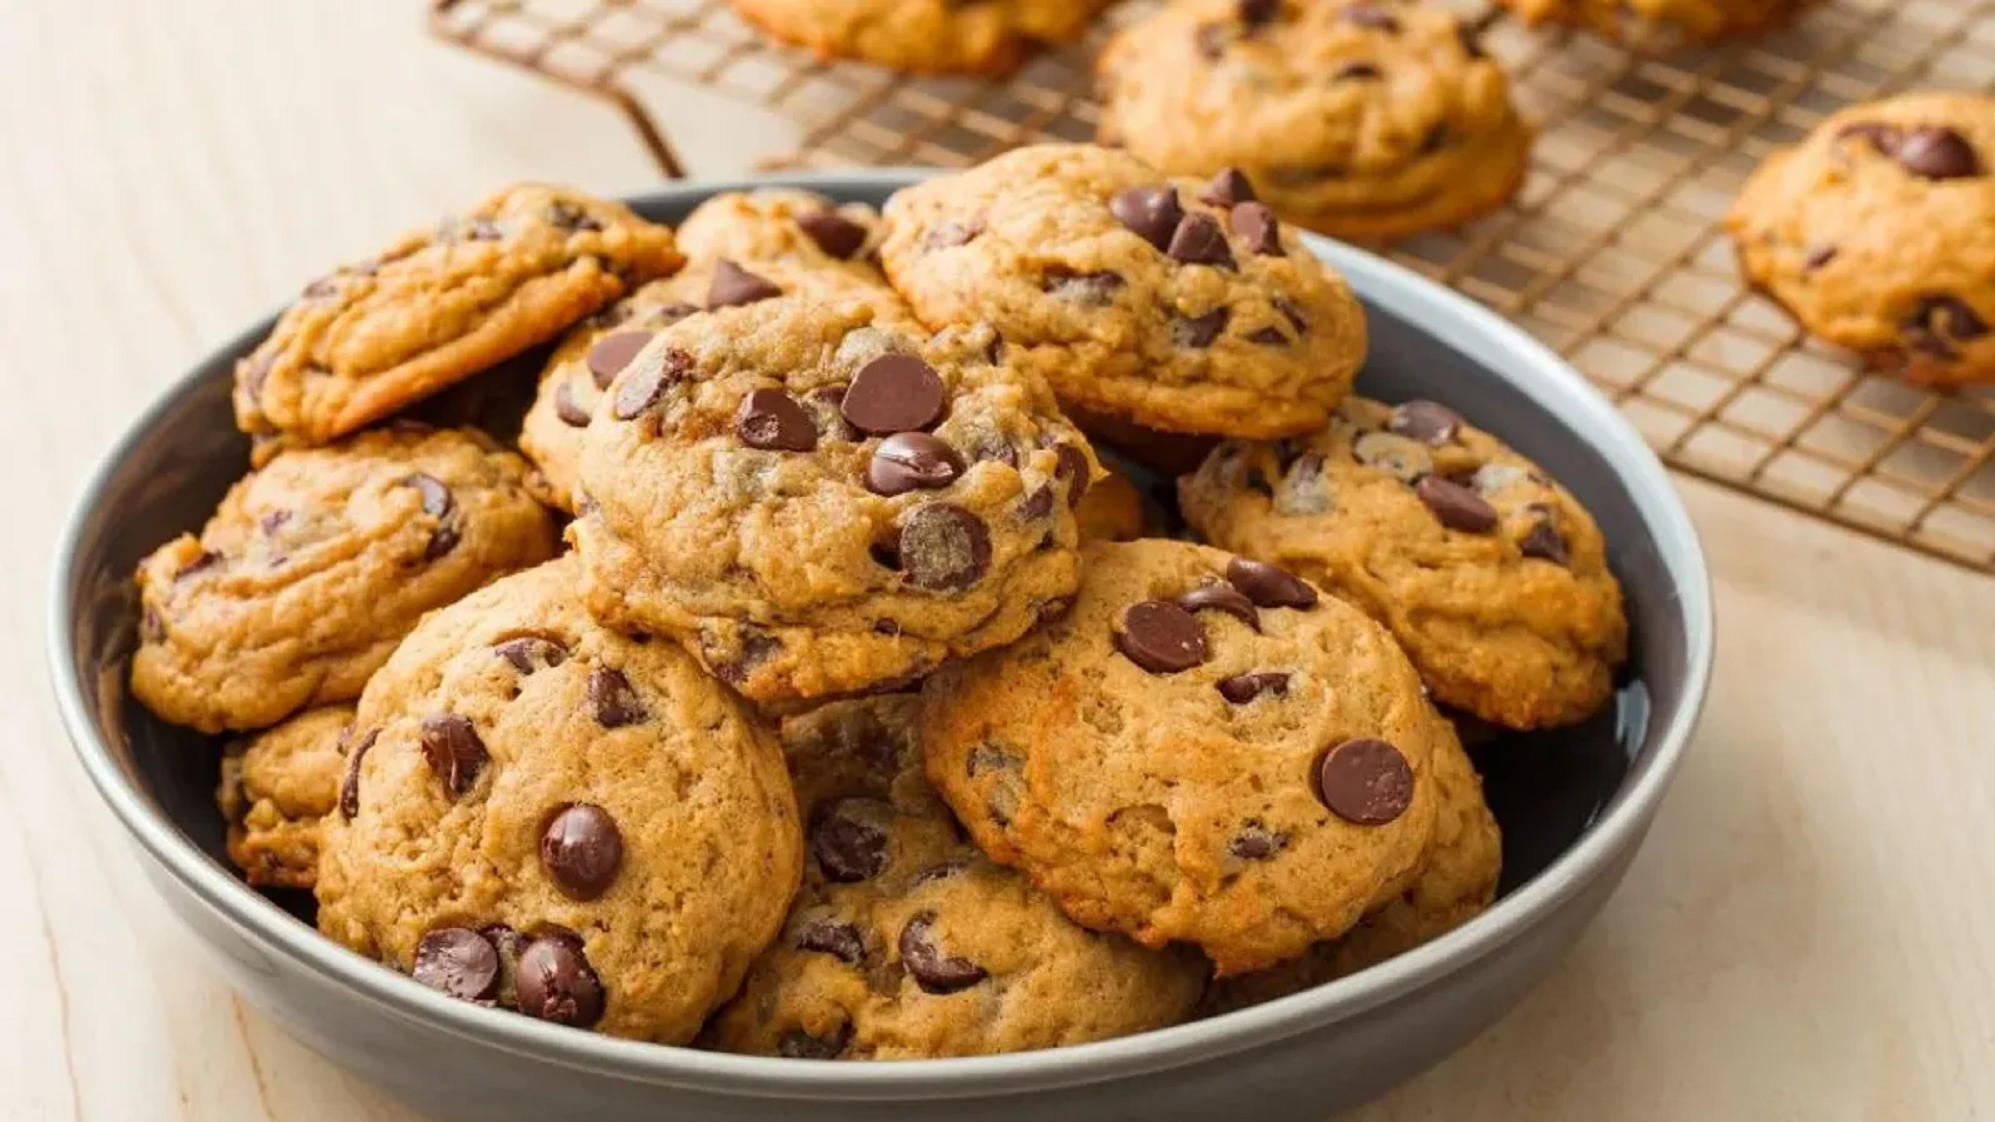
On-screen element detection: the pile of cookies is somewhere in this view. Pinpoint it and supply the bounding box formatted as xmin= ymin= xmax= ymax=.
xmin=135 ymin=142 xmax=1634 ymax=1058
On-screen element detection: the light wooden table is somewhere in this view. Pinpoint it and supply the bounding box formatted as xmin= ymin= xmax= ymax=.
xmin=4 ymin=2 xmax=1991 ymax=1119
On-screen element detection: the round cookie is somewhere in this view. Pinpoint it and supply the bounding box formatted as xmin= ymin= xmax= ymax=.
xmin=1200 ymin=730 xmax=1499 ymax=1014
xmin=520 ymin=253 xmax=908 ymax=512
xmin=1180 ymin=396 xmax=1628 ymax=730
xmin=879 ymin=143 xmax=1368 ymax=440
xmin=235 ymin=184 xmax=681 ymax=460
xmin=727 ymin=0 xmax=1112 ymax=75
xmin=705 ymin=697 xmax=1206 ymax=1059
xmin=217 ymin=705 xmax=352 ymax=890
xmin=132 ymin=425 xmax=559 ymax=734
xmin=315 ymin=557 xmax=803 ymax=1044
xmin=1494 ymin=0 xmax=1807 ymax=48
xmin=920 ymin=539 xmax=1448 ymax=977
xmin=1096 ymin=0 xmax=1533 ymax=242
xmin=675 ymin=189 xmax=887 ymax=279
xmin=1727 ymin=91 xmax=1995 ymax=389
xmin=571 ymin=290 xmax=1095 ymax=703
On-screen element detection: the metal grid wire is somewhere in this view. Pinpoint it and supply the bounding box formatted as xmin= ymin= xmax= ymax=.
xmin=432 ymin=0 xmax=1995 ymax=573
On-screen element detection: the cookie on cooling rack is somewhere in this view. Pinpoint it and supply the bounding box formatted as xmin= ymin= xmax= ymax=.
xmin=1494 ymin=0 xmax=1810 ymax=49
xmin=727 ymin=0 xmax=1113 ymax=75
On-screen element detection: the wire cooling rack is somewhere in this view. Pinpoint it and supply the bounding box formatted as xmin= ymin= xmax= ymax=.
xmin=432 ymin=0 xmax=1995 ymax=573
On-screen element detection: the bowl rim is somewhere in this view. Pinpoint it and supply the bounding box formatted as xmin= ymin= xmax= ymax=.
xmin=47 ymin=169 xmax=1713 ymax=1101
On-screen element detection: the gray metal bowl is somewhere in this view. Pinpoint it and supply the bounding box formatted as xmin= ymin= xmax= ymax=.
xmin=48 ymin=172 xmax=1712 ymax=1122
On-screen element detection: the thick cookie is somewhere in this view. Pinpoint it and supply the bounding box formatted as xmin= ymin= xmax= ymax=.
xmin=234 ymin=184 xmax=681 ymax=457
xmin=521 ymin=253 xmax=907 ymax=512
xmin=1728 ymin=91 xmax=1995 ymax=389
xmin=132 ymin=426 xmax=558 ymax=733
xmin=705 ymin=697 xmax=1205 ymax=1059
xmin=920 ymin=539 xmax=1447 ymax=977
xmin=571 ymin=291 xmax=1094 ymax=703
xmin=217 ymin=705 xmax=352 ymax=889
xmin=727 ymin=0 xmax=1111 ymax=75
xmin=315 ymin=558 xmax=803 ymax=1044
xmin=675 ymin=189 xmax=887 ymax=279
xmin=1495 ymin=0 xmax=1807 ymax=47
xmin=1200 ymin=730 xmax=1499 ymax=1014
xmin=1180 ymin=396 xmax=1627 ymax=730
xmin=879 ymin=144 xmax=1367 ymax=440
xmin=1097 ymin=0 xmax=1533 ymax=241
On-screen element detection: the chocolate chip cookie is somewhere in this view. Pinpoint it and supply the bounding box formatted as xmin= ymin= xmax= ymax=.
xmin=132 ymin=426 xmax=558 ymax=733
xmin=705 ymin=697 xmax=1205 ymax=1059
xmin=521 ymin=254 xmax=910 ymax=512
xmin=316 ymin=557 xmax=802 ymax=1044
xmin=217 ymin=704 xmax=352 ymax=889
xmin=879 ymin=144 xmax=1368 ymax=441
xmin=1180 ymin=396 xmax=1628 ymax=730
xmin=675 ymin=189 xmax=887 ymax=280
xmin=1200 ymin=729 xmax=1499 ymax=1014
xmin=235 ymin=184 xmax=681 ymax=458
xmin=571 ymin=290 xmax=1095 ymax=703
xmin=727 ymin=0 xmax=1112 ymax=75
xmin=1495 ymin=0 xmax=1808 ymax=48
xmin=920 ymin=539 xmax=1449 ymax=977
xmin=1097 ymin=0 xmax=1533 ymax=241
xmin=1728 ymin=91 xmax=1995 ymax=389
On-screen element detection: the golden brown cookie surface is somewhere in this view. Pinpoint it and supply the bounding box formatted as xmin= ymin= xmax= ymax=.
xmin=727 ymin=0 xmax=1111 ymax=75
xmin=217 ymin=705 xmax=352 ymax=889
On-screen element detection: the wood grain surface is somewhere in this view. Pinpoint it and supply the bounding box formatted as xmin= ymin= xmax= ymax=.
xmin=1 ymin=1 xmax=1990 ymax=1119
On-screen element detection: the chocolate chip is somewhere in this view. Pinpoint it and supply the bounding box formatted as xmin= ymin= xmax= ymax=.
xmin=1179 ymin=583 xmax=1260 ymax=630
xmin=587 ymin=667 xmax=644 ymax=728
xmin=1344 ymin=3 xmax=1400 ymax=30
xmin=1230 ymin=203 xmax=1284 ymax=257
xmin=553 ymin=381 xmax=591 ymax=427
xmin=1174 ymin=308 xmax=1231 ymax=348
xmin=338 ymin=728 xmax=377 ymax=820
xmin=494 ymin=634 xmax=567 ymax=673
xmin=1520 ymin=517 xmax=1569 ymax=565
xmin=514 ymin=934 xmax=604 ymax=1028
xmin=1456 ymin=19 xmax=1486 ymax=57
xmin=797 ymin=919 xmax=866 ymax=965
xmin=540 ymin=803 xmax=623 ymax=901
xmin=707 ymin=259 xmax=782 ymax=309
xmin=401 ymin=473 xmax=453 ymax=519
xmin=1054 ymin=444 xmax=1091 ymax=505
xmin=175 ymin=550 xmax=222 ymax=580
xmin=1903 ymin=294 xmax=1989 ymax=358
xmin=1419 ymin=124 xmax=1450 ymax=155
xmin=1415 ymin=476 xmax=1499 ymax=532
xmin=1202 ymin=168 xmax=1258 ymax=208
xmin=420 ymin=714 xmax=487 ymax=799
xmin=1247 ymin=325 xmax=1289 ymax=346
xmin=1167 ymin=213 xmax=1236 ymax=268
xmin=611 ymin=347 xmax=691 ymax=420
xmin=1388 ymin=400 xmax=1463 ymax=445
xmin=1019 ymin=485 xmax=1056 ymax=520
xmin=1042 ymin=267 xmax=1125 ymax=305
xmin=1226 ymin=558 xmax=1318 ymax=609
xmin=1315 ymin=738 xmax=1414 ymax=825
xmin=1273 ymin=296 xmax=1308 ymax=333
xmin=1334 ymin=61 xmax=1383 ymax=80
xmin=898 ymin=912 xmax=987 ymax=994
xmin=1109 ymin=185 xmax=1185 ymax=251
xmin=812 ymin=803 xmax=889 ymax=882
xmin=1218 ymin=671 xmax=1290 ymax=703
xmin=842 ymin=354 xmax=946 ymax=435
xmin=867 ymin=432 xmax=965 ymax=495
xmin=1277 ymin=452 xmax=1333 ymax=515
xmin=1228 ymin=823 xmax=1289 ymax=859
xmin=778 ymin=1024 xmax=851 ymax=1060
xmin=1237 ymin=0 xmax=1280 ymax=25
xmin=466 ymin=218 xmax=504 ymax=241
xmin=412 ymin=927 xmax=500 ymax=1002
xmin=897 ymin=504 xmax=991 ymax=590
xmin=1887 ymin=126 xmax=1980 ymax=180
xmin=797 ymin=209 xmax=868 ymax=259
xmin=587 ymin=332 xmax=652 ymax=389
xmin=547 ymin=202 xmax=602 ymax=232
xmin=1037 ymin=597 xmax=1075 ymax=623
xmin=912 ymin=861 xmax=969 ymax=885
xmin=925 ymin=218 xmax=985 ymax=249
xmin=1803 ymin=245 xmax=1838 ymax=270
xmin=735 ymin=389 xmax=819 ymax=452
xmin=1115 ymin=600 xmax=1209 ymax=674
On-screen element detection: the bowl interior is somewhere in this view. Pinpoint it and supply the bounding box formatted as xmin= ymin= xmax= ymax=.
xmin=53 ymin=176 xmax=1696 ymax=1032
